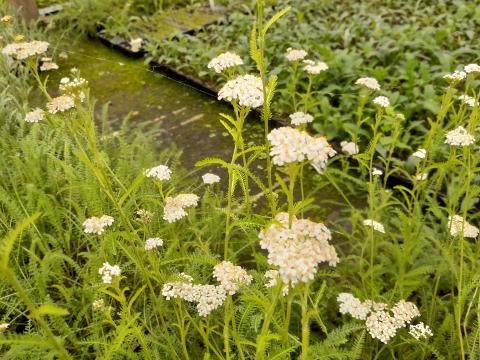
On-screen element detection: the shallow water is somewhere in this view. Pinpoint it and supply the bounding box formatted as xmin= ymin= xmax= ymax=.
xmin=46 ymin=37 xmax=351 ymax=219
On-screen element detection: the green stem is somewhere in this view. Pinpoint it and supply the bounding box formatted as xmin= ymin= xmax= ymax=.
xmin=300 ymin=282 xmax=311 ymax=360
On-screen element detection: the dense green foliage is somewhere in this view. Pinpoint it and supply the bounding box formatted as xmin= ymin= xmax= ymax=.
xmin=1 ymin=2 xmax=480 ymax=359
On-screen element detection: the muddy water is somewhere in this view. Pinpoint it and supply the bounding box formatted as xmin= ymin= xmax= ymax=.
xmin=49 ymin=37 xmax=349 ymax=219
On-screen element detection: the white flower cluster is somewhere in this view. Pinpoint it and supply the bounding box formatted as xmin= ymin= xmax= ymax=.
xmin=445 ymin=126 xmax=475 ymax=147
xmin=285 ymin=48 xmax=307 ymax=62
xmin=443 ymin=70 xmax=466 ymax=83
xmin=267 ymin=127 xmax=336 ymax=168
xmin=202 ymin=173 xmax=220 ymax=184
xmin=59 ymin=73 xmax=88 ymax=102
xmin=373 ymin=96 xmax=390 ymax=108
xmin=162 ymin=275 xmax=227 ymax=316
xmin=264 ymin=270 xmax=289 ymax=296
xmin=2 ymin=40 xmax=49 ymax=60
xmin=145 ymin=237 xmax=164 ymax=251
xmin=259 ymin=213 xmax=339 ymax=286
xmin=136 ymin=209 xmax=153 ymax=223
xmin=145 ymin=165 xmax=172 ymax=181
xmin=459 ymin=95 xmax=476 ymax=108
xmin=213 ymin=261 xmax=253 ymax=295
xmin=412 ymin=148 xmax=426 ymax=159
xmin=363 ymin=219 xmax=385 ymax=233
xmin=46 ymin=95 xmax=75 ymax=114
xmin=83 ymin=215 xmax=114 ymax=235
xmin=415 ymin=172 xmax=428 ymax=181
xmin=0 ymin=323 xmax=9 ymax=333
xmin=25 ymin=108 xmax=45 ymax=123
xmin=289 ymin=112 xmax=313 ymax=126
xmin=372 ymin=168 xmax=383 ymax=176
xmin=40 ymin=58 xmax=58 ymax=72
xmin=129 ymin=38 xmax=143 ymax=53
xmin=465 ymin=63 xmax=480 ymax=74
xmin=408 ymin=322 xmax=433 ymax=340
xmin=355 ymin=77 xmax=380 ymax=91
xmin=338 ymin=293 xmax=421 ymax=343
xmin=163 ymin=193 xmax=199 ymax=223
xmin=340 ymin=141 xmax=359 ymax=155
xmin=218 ymin=74 xmax=264 ymax=108
xmin=98 ymin=262 xmax=121 ymax=284
xmin=92 ymin=299 xmax=105 ymax=310
xmin=448 ymin=215 xmax=479 ymax=238
xmin=303 ymin=60 xmax=328 ymax=75
xmin=208 ymin=52 xmax=243 ymax=73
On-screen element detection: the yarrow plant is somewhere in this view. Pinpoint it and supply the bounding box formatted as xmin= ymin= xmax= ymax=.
xmin=83 ymin=215 xmax=114 ymax=235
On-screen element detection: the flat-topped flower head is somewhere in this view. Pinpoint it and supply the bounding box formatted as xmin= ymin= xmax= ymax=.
xmin=129 ymin=38 xmax=143 ymax=53
xmin=83 ymin=215 xmax=114 ymax=235
xmin=363 ymin=219 xmax=385 ymax=233
xmin=46 ymin=95 xmax=74 ymax=114
xmin=285 ymin=48 xmax=307 ymax=62
xmin=218 ymin=74 xmax=263 ymax=108
xmin=372 ymin=168 xmax=383 ymax=176
xmin=289 ymin=112 xmax=313 ymax=126
xmin=145 ymin=165 xmax=171 ymax=181
xmin=459 ymin=95 xmax=476 ymax=108
xmin=1 ymin=15 xmax=12 ymax=22
xmin=98 ymin=262 xmax=121 ymax=284
xmin=40 ymin=61 xmax=58 ymax=72
xmin=163 ymin=193 xmax=199 ymax=223
xmin=445 ymin=126 xmax=475 ymax=147
xmin=337 ymin=293 xmax=370 ymax=320
xmin=213 ymin=261 xmax=253 ymax=295
xmin=0 ymin=323 xmax=9 ymax=333
xmin=259 ymin=213 xmax=338 ymax=285
xmin=2 ymin=40 xmax=49 ymax=60
xmin=448 ymin=215 xmax=479 ymax=238
xmin=464 ymin=63 xmax=480 ymax=74
xmin=25 ymin=108 xmax=45 ymax=123
xmin=340 ymin=141 xmax=359 ymax=155
xmin=136 ymin=209 xmax=153 ymax=223
xmin=409 ymin=322 xmax=433 ymax=340
xmin=415 ymin=172 xmax=428 ymax=181
xmin=92 ymin=299 xmax=105 ymax=311
xmin=443 ymin=70 xmax=466 ymax=83
xmin=145 ymin=237 xmax=164 ymax=251
xmin=264 ymin=270 xmax=289 ymax=295
xmin=373 ymin=96 xmax=390 ymax=108
xmin=202 ymin=173 xmax=220 ymax=184
xmin=208 ymin=52 xmax=243 ymax=73
xmin=267 ymin=127 xmax=336 ymax=168
xmin=412 ymin=148 xmax=426 ymax=159
xmin=355 ymin=77 xmax=380 ymax=91
xmin=303 ymin=60 xmax=328 ymax=75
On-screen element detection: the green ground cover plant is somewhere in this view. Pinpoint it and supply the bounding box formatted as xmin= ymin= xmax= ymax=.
xmin=1 ymin=1 xmax=480 ymax=359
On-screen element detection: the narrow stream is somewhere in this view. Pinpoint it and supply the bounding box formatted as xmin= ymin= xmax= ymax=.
xmin=46 ymin=37 xmax=349 ymax=219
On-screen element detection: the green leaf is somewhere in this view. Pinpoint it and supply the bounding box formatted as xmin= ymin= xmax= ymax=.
xmin=35 ymin=304 xmax=69 ymax=317
xmin=262 ymin=7 xmax=291 ymax=35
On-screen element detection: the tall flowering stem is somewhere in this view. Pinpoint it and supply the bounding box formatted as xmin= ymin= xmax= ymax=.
xmin=252 ymin=1 xmax=290 ymax=216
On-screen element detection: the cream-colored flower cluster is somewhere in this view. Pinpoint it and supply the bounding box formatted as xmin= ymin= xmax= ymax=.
xmin=412 ymin=148 xmax=426 ymax=159
xmin=25 ymin=108 xmax=45 ymax=123
xmin=338 ymin=293 xmax=422 ymax=343
xmin=443 ymin=70 xmax=466 ymax=83
xmin=340 ymin=141 xmax=359 ymax=155
xmin=162 ymin=275 xmax=227 ymax=316
xmin=98 ymin=262 xmax=121 ymax=284
xmin=259 ymin=213 xmax=339 ymax=286
xmin=129 ymin=38 xmax=143 ymax=53
xmin=373 ymin=96 xmax=390 ymax=108
xmin=145 ymin=237 xmax=163 ymax=251
xmin=445 ymin=126 xmax=475 ymax=147
xmin=285 ymin=48 xmax=307 ymax=62
xmin=355 ymin=77 xmax=380 ymax=91
xmin=363 ymin=219 xmax=385 ymax=233
xmin=46 ymin=95 xmax=75 ymax=114
xmin=163 ymin=193 xmax=199 ymax=223
xmin=59 ymin=72 xmax=88 ymax=102
xmin=213 ymin=261 xmax=253 ymax=295
xmin=202 ymin=173 xmax=220 ymax=184
xmin=218 ymin=74 xmax=264 ymax=108
xmin=465 ymin=63 xmax=480 ymax=74
xmin=459 ymin=95 xmax=476 ymax=108
xmin=2 ymin=40 xmax=49 ymax=60
xmin=448 ymin=215 xmax=479 ymax=238
xmin=136 ymin=209 xmax=153 ymax=223
xmin=83 ymin=215 xmax=114 ymax=235
xmin=289 ymin=112 xmax=313 ymax=126
xmin=40 ymin=57 xmax=58 ymax=72
xmin=409 ymin=322 xmax=433 ymax=340
xmin=208 ymin=52 xmax=243 ymax=73
xmin=267 ymin=127 xmax=336 ymax=169
xmin=303 ymin=60 xmax=328 ymax=75
xmin=145 ymin=165 xmax=172 ymax=181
